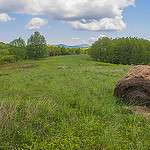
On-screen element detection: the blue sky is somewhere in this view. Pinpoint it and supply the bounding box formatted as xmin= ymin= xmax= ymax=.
xmin=0 ymin=0 xmax=149 ymax=45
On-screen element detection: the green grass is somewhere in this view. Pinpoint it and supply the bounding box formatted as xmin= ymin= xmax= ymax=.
xmin=0 ymin=55 xmax=150 ymax=149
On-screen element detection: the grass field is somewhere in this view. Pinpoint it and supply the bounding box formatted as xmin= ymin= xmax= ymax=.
xmin=0 ymin=55 xmax=150 ymax=149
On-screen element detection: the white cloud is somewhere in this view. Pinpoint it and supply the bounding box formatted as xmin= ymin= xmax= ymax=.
xmin=25 ymin=17 xmax=48 ymax=30
xmin=0 ymin=13 xmax=15 ymax=22
xmin=89 ymin=37 xmax=98 ymax=42
xmin=98 ymin=34 xmax=106 ymax=38
xmin=0 ymin=0 xmax=135 ymax=31
xmin=89 ymin=34 xmax=106 ymax=43
xmin=68 ymin=16 xmax=126 ymax=31
xmin=71 ymin=37 xmax=80 ymax=40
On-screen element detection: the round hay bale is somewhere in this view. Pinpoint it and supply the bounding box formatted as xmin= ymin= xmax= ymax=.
xmin=113 ymin=65 xmax=150 ymax=105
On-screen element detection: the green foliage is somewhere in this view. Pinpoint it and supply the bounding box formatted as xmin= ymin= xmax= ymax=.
xmin=8 ymin=37 xmax=27 ymax=60
xmin=0 ymin=55 xmax=16 ymax=64
xmin=0 ymin=54 xmax=2 ymax=60
xmin=48 ymin=45 xmax=57 ymax=56
xmin=61 ymin=46 xmax=67 ymax=55
xmin=27 ymin=31 xmax=48 ymax=59
xmin=0 ymin=32 xmax=88 ymax=63
xmin=55 ymin=46 xmax=62 ymax=56
xmin=88 ymin=37 xmax=111 ymax=61
xmin=96 ymin=62 xmax=117 ymax=66
xmin=0 ymin=55 xmax=149 ymax=149
xmin=0 ymin=49 xmax=9 ymax=56
xmin=81 ymin=47 xmax=89 ymax=54
xmin=0 ymin=42 xmax=9 ymax=56
xmin=88 ymin=37 xmax=150 ymax=65
xmin=9 ymin=37 xmax=26 ymax=47
xmin=0 ymin=42 xmax=7 ymax=50
xmin=47 ymin=45 xmax=84 ymax=56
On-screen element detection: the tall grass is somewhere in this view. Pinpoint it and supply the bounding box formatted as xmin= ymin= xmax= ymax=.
xmin=0 ymin=55 xmax=149 ymax=149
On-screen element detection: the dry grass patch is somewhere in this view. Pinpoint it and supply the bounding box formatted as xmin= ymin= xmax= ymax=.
xmin=124 ymin=106 xmax=150 ymax=120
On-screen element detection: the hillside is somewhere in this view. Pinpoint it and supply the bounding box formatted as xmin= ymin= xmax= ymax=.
xmin=55 ymin=44 xmax=90 ymax=49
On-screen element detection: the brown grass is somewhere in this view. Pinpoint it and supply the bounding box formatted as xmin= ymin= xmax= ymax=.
xmin=124 ymin=106 xmax=150 ymax=120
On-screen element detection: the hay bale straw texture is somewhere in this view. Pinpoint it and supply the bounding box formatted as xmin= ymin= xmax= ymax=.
xmin=113 ymin=65 xmax=150 ymax=105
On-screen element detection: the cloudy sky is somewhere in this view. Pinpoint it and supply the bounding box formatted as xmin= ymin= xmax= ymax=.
xmin=0 ymin=0 xmax=150 ymax=45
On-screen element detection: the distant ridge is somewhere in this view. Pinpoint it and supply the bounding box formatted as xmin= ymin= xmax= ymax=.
xmin=75 ymin=44 xmax=90 ymax=48
xmin=55 ymin=44 xmax=69 ymax=48
xmin=55 ymin=44 xmax=90 ymax=49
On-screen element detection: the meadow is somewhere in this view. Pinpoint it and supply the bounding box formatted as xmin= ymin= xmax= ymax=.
xmin=0 ymin=55 xmax=150 ymax=149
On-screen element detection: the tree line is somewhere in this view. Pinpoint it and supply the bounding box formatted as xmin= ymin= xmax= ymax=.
xmin=0 ymin=31 xmax=86 ymax=64
xmin=88 ymin=37 xmax=150 ymax=65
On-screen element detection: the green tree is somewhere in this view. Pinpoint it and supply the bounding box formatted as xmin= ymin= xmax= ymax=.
xmin=0 ymin=42 xmax=9 ymax=56
xmin=0 ymin=42 xmax=7 ymax=50
xmin=75 ymin=48 xmax=81 ymax=54
xmin=48 ymin=45 xmax=55 ymax=56
xmin=27 ymin=31 xmax=48 ymax=59
xmin=55 ymin=46 xmax=62 ymax=56
xmin=61 ymin=46 xmax=67 ymax=55
xmin=8 ymin=37 xmax=27 ymax=60
xmin=88 ymin=37 xmax=150 ymax=65
xmin=88 ymin=37 xmax=111 ymax=61
xmin=9 ymin=37 xmax=26 ymax=47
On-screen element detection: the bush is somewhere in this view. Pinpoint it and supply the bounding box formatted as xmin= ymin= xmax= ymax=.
xmin=0 ymin=54 xmax=2 ymax=59
xmin=0 ymin=49 xmax=9 ymax=55
xmin=0 ymin=55 xmax=16 ymax=64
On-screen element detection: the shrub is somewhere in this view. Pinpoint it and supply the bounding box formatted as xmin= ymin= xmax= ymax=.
xmin=0 ymin=55 xmax=16 ymax=64
xmin=0 ymin=49 xmax=9 ymax=55
xmin=0 ymin=54 xmax=2 ymax=59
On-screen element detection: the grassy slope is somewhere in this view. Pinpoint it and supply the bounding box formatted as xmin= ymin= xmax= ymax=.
xmin=0 ymin=55 xmax=149 ymax=149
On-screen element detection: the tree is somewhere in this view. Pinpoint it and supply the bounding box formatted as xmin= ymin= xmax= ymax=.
xmin=55 ymin=46 xmax=62 ymax=56
xmin=48 ymin=45 xmax=55 ymax=56
xmin=61 ymin=46 xmax=67 ymax=55
xmin=0 ymin=42 xmax=7 ymax=50
xmin=9 ymin=37 xmax=26 ymax=47
xmin=27 ymin=31 xmax=48 ymax=59
xmin=88 ymin=37 xmax=111 ymax=61
xmin=8 ymin=37 xmax=27 ymax=60
xmin=88 ymin=37 xmax=150 ymax=65
xmin=0 ymin=42 xmax=9 ymax=56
